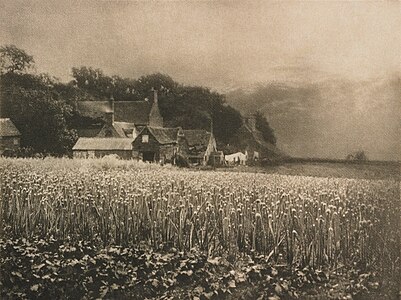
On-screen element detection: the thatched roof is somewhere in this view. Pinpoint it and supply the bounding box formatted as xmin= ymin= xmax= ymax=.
xmin=72 ymin=138 xmax=134 ymax=151
xmin=183 ymin=130 xmax=211 ymax=147
xmin=147 ymin=127 xmax=180 ymax=144
xmin=76 ymin=101 xmax=152 ymax=125
xmin=114 ymin=101 xmax=151 ymax=125
xmin=0 ymin=118 xmax=20 ymax=137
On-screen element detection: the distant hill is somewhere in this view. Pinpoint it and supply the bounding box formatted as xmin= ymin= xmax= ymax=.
xmin=226 ymin=74 xmax=401 ymax=161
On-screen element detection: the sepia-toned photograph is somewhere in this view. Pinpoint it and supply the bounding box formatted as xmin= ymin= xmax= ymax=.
xmin=0 ymin=1 xmax=400 ymax=299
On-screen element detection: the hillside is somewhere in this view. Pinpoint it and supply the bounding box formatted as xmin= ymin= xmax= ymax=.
xmin=226 ymin=74 xmax=401 ymax=161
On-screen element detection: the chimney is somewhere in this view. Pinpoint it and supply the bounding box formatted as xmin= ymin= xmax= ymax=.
xmin=110 ymin=94 xmax=115 ymax=113
xmin=153 ymin=89 xmax=158 ymax=104
xmin=105 ymin=95 xmax=114 ymax=126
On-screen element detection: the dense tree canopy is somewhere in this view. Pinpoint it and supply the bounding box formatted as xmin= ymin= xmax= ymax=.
xmin=1 ymin=46 xmax=77 ymax=154
xmin=255 ymin=111 xmax=276 ymax=145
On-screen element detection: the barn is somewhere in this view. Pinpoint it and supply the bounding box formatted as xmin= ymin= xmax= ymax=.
xmin=72 ymin=138 xmax=134 ymax=159
xmin=0 ymin=118 xmax=21 ymax=155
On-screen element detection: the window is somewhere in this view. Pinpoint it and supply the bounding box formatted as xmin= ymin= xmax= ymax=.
xmin=142 ymin=135 xmax=149 ymax=143
xmin=13 ymin=138 xmax=19 ymax=145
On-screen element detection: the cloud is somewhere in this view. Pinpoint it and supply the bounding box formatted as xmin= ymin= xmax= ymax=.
xmin=0 ymin=1 xmax=400 ymax=89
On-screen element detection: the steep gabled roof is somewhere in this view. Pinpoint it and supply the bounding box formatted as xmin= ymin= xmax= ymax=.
xmin=111 ymin=123 xmax=126 ymax=138
xmin=147 ymin=127 xmax=180 ymax=144
xmin=183 ymin=130 xmax=211 ymax=147
xmin=114 ymin=122 xmax=136 ymax=137
xmin=72 ymin=138 xmax=134 ymax=151
xmin=0 ymin=118 xmax=20 ymax=137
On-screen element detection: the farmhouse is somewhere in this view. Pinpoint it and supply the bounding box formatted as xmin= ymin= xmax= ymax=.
xmin=0 ymin=118 xmax=21 ymax=155
xmin=72 ymin=137 xmax=134 ymax=159
xmin=75 ymin=90 xmax=163 ymax=138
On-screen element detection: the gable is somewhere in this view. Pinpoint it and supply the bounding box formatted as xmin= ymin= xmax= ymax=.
xmin=0 ymin=118 xmax=21 ymax=137
xmin=97 ymin=123 xmax=126 ymax=138
xmin=133 ymin=126 xmax=179 ymax=146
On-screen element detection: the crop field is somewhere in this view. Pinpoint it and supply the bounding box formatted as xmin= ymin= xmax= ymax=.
xmin=0 ymin=158 xmax=400 ymax=299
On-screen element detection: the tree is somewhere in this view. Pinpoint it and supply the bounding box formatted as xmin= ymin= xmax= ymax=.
xmin=346 ymin=150 xmax=368 ymax=161
xmin=1 ymin=45 xmax=78 ymax=154
xmin=71 ymin=66 xmax=113 ymax=98
xmin=1 ymin=73 xmax=78 ymax=154
xmin=254 ymin=111 xmax=276 ymax=145
xmin=0 ymin=45 xmax=34 ymax=74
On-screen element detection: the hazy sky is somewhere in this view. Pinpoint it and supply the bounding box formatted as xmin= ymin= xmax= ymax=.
xmin=1 ymin=0 xmax=400 ymax=90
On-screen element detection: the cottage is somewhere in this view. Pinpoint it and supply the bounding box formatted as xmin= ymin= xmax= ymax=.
xmin=0 ymin=118 xmax=21 ymax=155
xmin=132 ymin=126 xmax=184 ymax=163
xmin=75 ymin=90 xmax=163 ymax=138
xmin=183 ymin=129 xmax=216 ymax=165
xmin=72 ymin=138 xmax=134 ymax=159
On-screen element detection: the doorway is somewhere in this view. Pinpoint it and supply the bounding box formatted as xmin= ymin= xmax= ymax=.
xmin=142 ymin=151 xmax=155 ymax=162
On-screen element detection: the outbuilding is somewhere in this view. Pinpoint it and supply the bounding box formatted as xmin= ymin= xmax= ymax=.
xmin=0 ymin=118 xmax=21 ymax=155
xmin=72 ymin=137 xmax=134 ymax=159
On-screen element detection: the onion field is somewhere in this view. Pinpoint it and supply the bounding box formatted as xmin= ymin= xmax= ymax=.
xmin=0 ymin=158 xmax=399 ymax=299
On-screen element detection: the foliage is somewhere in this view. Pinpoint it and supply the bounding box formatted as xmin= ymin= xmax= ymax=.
xmin=71 ymin=66 xmax=114 ymax=99
xmin=1 ymin=72 xmax=77 ymax=154
xmin=0 ymin=159 xmax=399 ymax=299
xmin=1 ymin=237 xmax=394 ymax=300
xmin=255 ymin=111 xmax=276 ymax=145
xmin=0 ymin=45 xmax=34 ymax=74
xmin=346 ymin=150 xmax=368 ymax=161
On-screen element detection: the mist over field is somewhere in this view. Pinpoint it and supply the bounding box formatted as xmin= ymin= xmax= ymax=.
xmin=226 ymin=74 xmax=401 ymax=161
